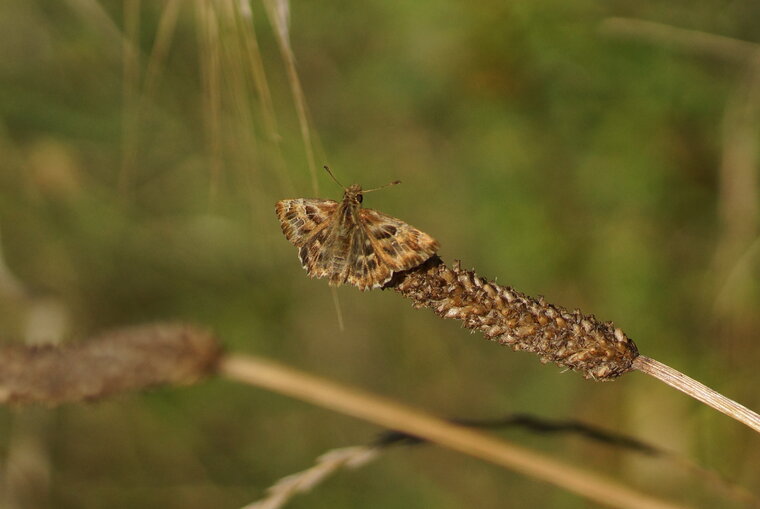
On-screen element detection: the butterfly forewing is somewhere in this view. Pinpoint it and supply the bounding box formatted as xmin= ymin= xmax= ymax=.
xmin=296 ymin=222 xmax=332 ymax=278
xmin=275 ymin=198 xmax=338 ymax=246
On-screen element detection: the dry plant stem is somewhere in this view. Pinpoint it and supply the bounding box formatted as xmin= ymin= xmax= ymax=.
xmin=243 ymin=446 xmax=381 ymax=509
xmin=600 ymin=17 xmax=760 ymax=63
xmin=389 ymin=257 xmax=760 ymax=434
xmin=142 ymin=0 xmax=181 ymax=100
xmin=221 ymin=354 xmax=687 ymax=509
xmin=195 ymin=0 xmax=223 ymax=205
xmin=633 ymin=356 xmax=760 ymax=434
xmin=1 ymin=296 xmax=68 ymax=507
xmin=250 ymin=416 xmax=759 ymax=509
xmin=0 ymin=324 xmax=221 ymax=405
xmin=713 ymin=61 xmax=760 ymax=323
xmin=262 ymin=0 xmax=319 ymax=195
xmin=119 ymin=0 xmax=141 ymax=196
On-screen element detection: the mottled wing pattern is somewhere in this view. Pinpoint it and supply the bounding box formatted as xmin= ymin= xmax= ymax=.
xmin=293 ymin=203 xmax=392 ymax=291
xmin=359 ymin=208 xmax=440 ymax=272
xmin=295 ymin=219 xmax=339 ymax=282
xmin=275 ymin=198 xmax=338 ymax=247
xmin=345 ymin=223 xmax=394 ymax=290
xmin=276 ymin=197 xmax=439 ymax=291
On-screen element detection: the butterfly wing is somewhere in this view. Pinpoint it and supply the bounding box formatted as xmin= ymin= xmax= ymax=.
xmin=344 ymin=224 xmax=394 ymax=290
xmin=296 ymin=221 xmax=338 ymax=281
xmin=276 ymin=198 xmax=439 ymax=291
xmin=275 ymin=199 xmax=338 ymax=247
xmin=276 ymin=199 xmax=358 ymax=286
xmin=359 ymin=208 xmax=440 ymax=272
xmin=297 ymin=202 xmax=391 ymax=290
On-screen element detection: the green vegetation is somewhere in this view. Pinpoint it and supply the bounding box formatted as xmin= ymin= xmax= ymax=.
xmin=0 ymin=1 xmax=758 ymax=507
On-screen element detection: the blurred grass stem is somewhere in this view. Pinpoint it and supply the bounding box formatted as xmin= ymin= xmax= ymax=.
xmin=195 ymin=0 xmax=224 ymax=206
xmin=119 ymin=0 xmax=141 ymax=197
xmin=142 ymin=0 xmax=181 ymax=101
xmin=220 ymin=354 xmax=688 ymax=509
xmin=600 ymin=17 xmax=760 ymax=62
xmin=262 ymin=0 xmax=319 ymax=195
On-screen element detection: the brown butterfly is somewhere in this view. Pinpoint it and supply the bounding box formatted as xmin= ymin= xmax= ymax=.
xmin=275 ymin=167 xmax=440 ymax=291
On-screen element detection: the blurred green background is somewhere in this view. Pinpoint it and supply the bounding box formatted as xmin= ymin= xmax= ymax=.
xmin=1 ymin=1 xmax=759 ymax=507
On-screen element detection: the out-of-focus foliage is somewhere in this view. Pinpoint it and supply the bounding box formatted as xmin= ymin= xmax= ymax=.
xmin=0 ymin=1 xmax=758 ymax=507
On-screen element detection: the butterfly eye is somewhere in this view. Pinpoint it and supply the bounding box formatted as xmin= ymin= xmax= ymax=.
xmin=357 ymin=194 xmax=363 ymax=203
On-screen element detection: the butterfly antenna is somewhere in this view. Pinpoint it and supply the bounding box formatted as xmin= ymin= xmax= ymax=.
xmin=363 ymin=180 xmax=402 ymax=193
xmin=323 ymin=165 xmax=345 ymax=189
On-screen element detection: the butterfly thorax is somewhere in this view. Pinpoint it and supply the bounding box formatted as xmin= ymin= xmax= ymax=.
xmin=337 ymin=184 xmax=364 ymax=226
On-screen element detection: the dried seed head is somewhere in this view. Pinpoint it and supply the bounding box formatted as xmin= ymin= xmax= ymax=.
xmin=483 ymin=283 xmax=498 ymax=298
xmin=387 ymin=257 xmax=639 ymax=380
xmin=0 ymin=324 xmax=222 ymax=405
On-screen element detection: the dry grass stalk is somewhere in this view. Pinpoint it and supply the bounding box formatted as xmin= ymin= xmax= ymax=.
xmin=599 ymin=17 xmax=760 ymax=63
xmin=598 ymin=16 xmax=760 ymax=433
xmin=118 ymin=0 xmax=142 ymax=196
xmin=195 ymin=0 xmax=224 ymax=205
xmin=712 ymin=60 xmax=760 ymax=333
xmin=220 ymin=354 xmax=688 ymax=509
xmin=0 ymin=246 xmax=69 ymax=509
xmin=0 ymin=324 xmax=221 ymax=405
xmin=234 ymin=0 xmax=296 ymax=199
xmin=0 ymin=322 xmax=748 ymax=506
xmin=142 ymin=0 xmax=181 ymax=101
xmin=261 ymin=0 xmax=319 ymax=195
xmin=242 ymin=446 xmax=381 ymax=509
xmin=386 ymin=256 xmax=760 ymax=433
xmin=246 ymin=414 xmax=759 ymax=509
xmin=717 ymin=62 xmax=760 ymax=253
xmin=632 ymin=356 xmax=760 ymax=434
xmin=379 ymin=418 xmax=760 ymax=507
xmin=2 ymin=326 xmax=59 ymax=507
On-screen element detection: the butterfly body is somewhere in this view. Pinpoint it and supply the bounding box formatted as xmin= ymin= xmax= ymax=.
xmin=276 ymin=184 xmax=439 ymax=291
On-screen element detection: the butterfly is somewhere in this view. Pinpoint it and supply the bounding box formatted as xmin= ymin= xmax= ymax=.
xmin=275 ymin=167 xmax=440 ymax=291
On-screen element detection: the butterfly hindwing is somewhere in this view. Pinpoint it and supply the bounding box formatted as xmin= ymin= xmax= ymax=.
xmin=359 ymin=208 xmax=440 ymax=272
xmin=346 ymin=223 xmax=392 ymax=290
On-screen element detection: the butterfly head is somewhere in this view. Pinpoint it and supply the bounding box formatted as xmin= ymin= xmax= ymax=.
xmin=343 ymin=184 xmax=364 ymax=205
xmin=323 ymin=166 xmax=400 ymax=207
